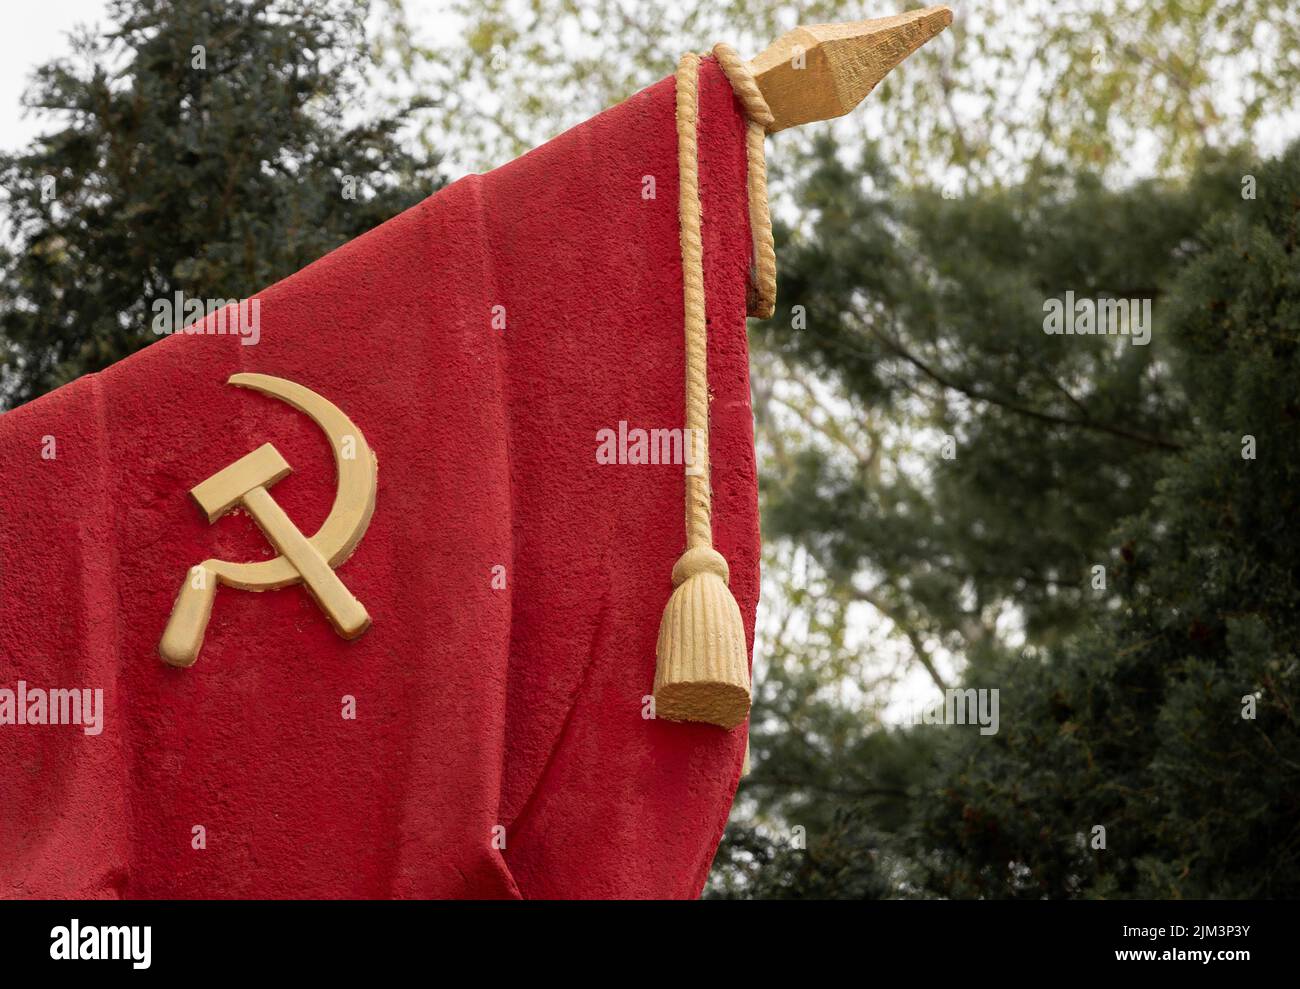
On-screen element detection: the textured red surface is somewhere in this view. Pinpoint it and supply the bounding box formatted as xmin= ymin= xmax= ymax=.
xmin=0 ymin=59 xmax=759 ymax=899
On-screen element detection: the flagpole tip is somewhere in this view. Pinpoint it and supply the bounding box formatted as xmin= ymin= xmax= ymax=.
xmin=746 ymin=5 xmax=953 ymax=133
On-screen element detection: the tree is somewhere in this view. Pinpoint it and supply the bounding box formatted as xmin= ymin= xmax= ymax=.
xmin=757 ymin=137 xmax=1248 ymax=669
xmin=406 ymin=0 xmax=1300 ymax=180
xmin=913 ymin=143 xmax=1300 ymax=898
xmin=0 ymin=0 xmax=441 ymax=407
xmin=711 ymin=141 xmax=1299 ymax=899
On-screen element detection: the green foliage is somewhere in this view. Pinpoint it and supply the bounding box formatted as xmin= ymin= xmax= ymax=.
xmin=411 ymin=0 xmax=1300 ymax=179
xmin=717 ymin=143 xmax=1299 ymax=899
xmin=759 ymin=138 xmax=1246 ymax=662
xmin=0 ymin=0 xmax=441 ymax=406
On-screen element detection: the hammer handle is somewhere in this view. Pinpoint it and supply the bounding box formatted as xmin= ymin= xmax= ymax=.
xmin=242 ymin=486 xmax=371 ymax=638
xmin=159 ymin=565 xmax=219 ymax=667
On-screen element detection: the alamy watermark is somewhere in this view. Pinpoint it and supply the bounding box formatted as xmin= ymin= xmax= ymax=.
xmin=596 ymin=421 xmax=704 ymax=475
xmin=1043 ymin=291 xmax=1151 ymax=346
xmin=906 ymin=687 xmax=1000 ymax=735
xmin=50 ymin=920 xmax=150 ymax=969
xmin=151 ymin=291 xmax=260 ymax=345
xmin=0 ymin=680 xmax=104 ymax=736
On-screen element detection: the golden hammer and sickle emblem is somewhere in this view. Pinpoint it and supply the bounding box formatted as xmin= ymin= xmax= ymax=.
xmin=159 ymin=373 xmax=378 ymax=667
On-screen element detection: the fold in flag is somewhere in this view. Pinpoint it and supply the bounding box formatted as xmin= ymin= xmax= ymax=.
xmin=0 ymin=57 xmax=760 ymax=898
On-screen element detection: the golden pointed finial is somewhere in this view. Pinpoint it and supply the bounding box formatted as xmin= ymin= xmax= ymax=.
xmin=746 ymin=5 xmax=953 ymax=132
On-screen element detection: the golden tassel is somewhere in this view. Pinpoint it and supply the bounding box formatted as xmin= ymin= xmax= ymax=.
xmin=652 ymin=54 xmax=755 ymax=730
xmin=655 ymin=546 xmax=751 ymax=729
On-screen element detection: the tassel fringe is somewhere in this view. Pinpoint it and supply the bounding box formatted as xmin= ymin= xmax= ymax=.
xmin=655 ymin=547 xmax=751 ymax=729
xmin=652 ymin=50 xmax=774 ymax=730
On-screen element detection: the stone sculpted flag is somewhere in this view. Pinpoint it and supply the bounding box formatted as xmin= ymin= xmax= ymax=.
xmin=0 ymin=57 xmax=760 ymax=898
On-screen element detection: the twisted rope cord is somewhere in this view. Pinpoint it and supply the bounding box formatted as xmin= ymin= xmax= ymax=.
xmin=674 ymin=47 xmax=777 ymax=552
xmin=712 ymin=42 xmax=777 ymax=320
xmin=675 ymin=52 xmax=713 ymax=549
xmin=656 ymin=48 xmax=773 ymax=735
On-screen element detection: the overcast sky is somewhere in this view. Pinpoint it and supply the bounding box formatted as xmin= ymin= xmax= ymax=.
xmin=0 ymin=0 xmax=106 ymax=150
xmin=0 ymin=0 xmax=459 ymax=153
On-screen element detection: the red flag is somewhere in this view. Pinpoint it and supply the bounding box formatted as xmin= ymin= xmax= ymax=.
xmin=0 ymin=58 xmax=758 ymax=898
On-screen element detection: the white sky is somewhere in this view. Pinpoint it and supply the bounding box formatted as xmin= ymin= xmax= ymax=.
xmin=0 ymin=0 xmax=108 ymax=150
xmin=0 ymin=0 xmax=461 ymax=151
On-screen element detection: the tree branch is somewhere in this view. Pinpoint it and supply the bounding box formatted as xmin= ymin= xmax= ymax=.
xmin=852 ymin=582 xmax=951 ymax=691
xmin=867 ymin=323 xmax=1184 ymax=452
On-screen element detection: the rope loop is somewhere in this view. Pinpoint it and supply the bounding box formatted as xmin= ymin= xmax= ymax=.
xmin=711 ymin=43 xmax=776 ymax=131
xmin=710 ymin=44 xmax=777 ymax=319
